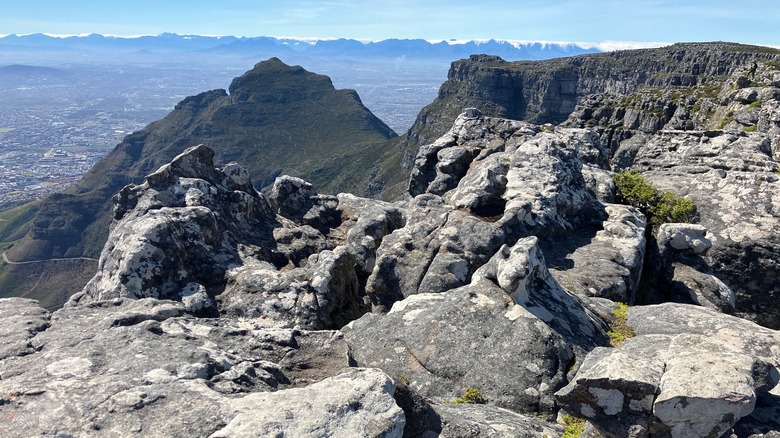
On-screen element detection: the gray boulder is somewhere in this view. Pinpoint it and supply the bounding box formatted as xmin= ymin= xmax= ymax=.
xmin=432 ymin=403 xmax=564 ymax=437
xmin=211 ymin=368 xmax=405 ymax=438
xmin=556 ymin=303 xmax=780 ymax=438
xmin=345 ymin=237 xmax=607 ymax=417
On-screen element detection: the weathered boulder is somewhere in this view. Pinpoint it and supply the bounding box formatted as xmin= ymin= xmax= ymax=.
xmin=556 ymin=303 xmax=780 ymax=437
xmin=545 ymin=203 xmax=646 ymax=302
xmin=211 ymin=368 xmax=405 ymax=438
xmin=555 ymin=342 xmax=665 ymax=437
xmin=657 ymin=223 xmax=712 ymax=255
xmin=218 ymin=246 xmax=366 ymax=329
xmin=70 ymin=145 xmax=375 ymax=329
xmin=72 ymin=145 xmax=279 ymax=305
xmin=345 ymin=237 xmax=608 ymax=417
xmin=268 ymin=175 xmax=341 ymax=233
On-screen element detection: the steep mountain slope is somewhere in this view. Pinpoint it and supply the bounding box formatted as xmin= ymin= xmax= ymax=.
xmin=0 ymin=58 xmax=399 ymax=308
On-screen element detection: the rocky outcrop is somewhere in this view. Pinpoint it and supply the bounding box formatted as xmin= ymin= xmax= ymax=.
xmin=3 ymin=85 xmax=780 ymax=435
xmin=345 ymin=237 xmax=608 ymax=417
xmin=556 ymin=303 xmax=780 ymax=437
xmin=0 ymin=298 xmax=393 ymax=437
xmin=616 ymin=129 xmax=780 ymax=327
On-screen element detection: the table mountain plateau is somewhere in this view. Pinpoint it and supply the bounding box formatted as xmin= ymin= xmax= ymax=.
xmin=1 ymin=41 xmax=780 ymax=436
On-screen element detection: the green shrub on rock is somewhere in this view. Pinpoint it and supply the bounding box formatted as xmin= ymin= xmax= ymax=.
xmin=613 ymin=171 xmax=696 ymax=225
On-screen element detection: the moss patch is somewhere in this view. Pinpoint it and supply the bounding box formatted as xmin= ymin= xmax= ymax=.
xmin=608 ymin=302 xmax=635 ymax=347
xmin=562 ymin=414 xmax=586 ymax=438
xmin=452 ymin=387 xmax=487 ymax=404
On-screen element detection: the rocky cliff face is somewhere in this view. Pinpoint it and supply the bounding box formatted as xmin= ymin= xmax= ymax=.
xmin=3 ymin=105 xmax=780 ymax=436
xmin=402 ymin=43 xmax=780 ymax=168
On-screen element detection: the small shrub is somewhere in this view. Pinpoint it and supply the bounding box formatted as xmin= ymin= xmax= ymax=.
xmin=650 ymin=191 xmax=696 ymax=225
xmin=744 ymin=125 xmax=758 ymax=132
xmin=612 ymin=171 xmax=656 ymax=209
xmin=452 ymin=387 xmax=487 ymax=404
xmin=612 ymin=171 xmax=696 ymax=226
xmin=561 ymin=415 xmax=586 ymax=438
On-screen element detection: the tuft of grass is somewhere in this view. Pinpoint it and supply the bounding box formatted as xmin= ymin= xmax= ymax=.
xmin=607 ymin=302 xmax=635 ymax=347
xmin=746 ymin=100 xmax=763 ymax=109
xmin=744 ymin=125 xmax=758 ymax=132
xmin=452 ymin=387 xmax=487 ymax=404
xmin=562 ymin=415 xmax=586 ymax=438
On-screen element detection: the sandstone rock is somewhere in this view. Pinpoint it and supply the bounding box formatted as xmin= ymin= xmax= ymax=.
xmin=0 ymin=297 xmax=356 ymax=437
xmin=557 ymin=303 xmax=780 ymax=437
xmin=218 ymin=245 xmax=366 ymax=329
xmin=432 ymin=403 xmax=563 ymax=437
xmin=667 ymin=263 xmax=736 ymax=312
xmin=617 ymin=129 xmax=780 ymax=327
xmin=75 ymin=145 xmax=278 ymax=304
xmin=371 ymin=113 xmax=623 ymax=312
xmin=545 ymin=203 xmax=646 ymax=302
xmin=555 ymin=345 xmax=665 ymax=437
xmin=73 ymin=145 xmax=375 ymax=329
xmin=210 ymin=368 xmax=405 ymax=438
xmin=268 ymin=175 xmax=341 ymax=233
xmin=365 ymin=194 xmax=505 ymax=311
xmin=650 ymin=334 xmax=772 ymax=438
xmin=0 ymin=298 xmax=50 ymax=361
xmin=628 ymin=303 xmax=780 ymax=370
xmin=345 ymin=237 xmax=607 ymax=417
xmin=657 ymin=223 xmax=712 ymax=255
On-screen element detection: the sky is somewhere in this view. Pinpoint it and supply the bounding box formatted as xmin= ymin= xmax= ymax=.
xmin=2 ymin=0 xmax=779 ymax=47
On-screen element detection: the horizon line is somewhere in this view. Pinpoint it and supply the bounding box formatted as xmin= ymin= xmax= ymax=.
xmin=0 ymin=32 xmax=677 ymax=52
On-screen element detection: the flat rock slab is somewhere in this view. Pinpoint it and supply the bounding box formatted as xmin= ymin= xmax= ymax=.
xmin=0 ymin=297 xmax=368 ymax=437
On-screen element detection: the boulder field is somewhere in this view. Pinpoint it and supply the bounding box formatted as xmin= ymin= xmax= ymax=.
xmin=2 ymin=107 xmax=779 ymax=437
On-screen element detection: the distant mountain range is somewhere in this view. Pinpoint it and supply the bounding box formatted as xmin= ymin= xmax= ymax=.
xmin=0 ymin=33 xmax=606 ymax=61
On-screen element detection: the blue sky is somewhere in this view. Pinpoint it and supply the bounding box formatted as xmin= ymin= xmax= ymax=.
xmin=2 ymin=0 xmax=779 ymax=46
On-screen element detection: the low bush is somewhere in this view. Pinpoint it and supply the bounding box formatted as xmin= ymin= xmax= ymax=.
xmin=613 ymin=171 xmax=696 ymax=225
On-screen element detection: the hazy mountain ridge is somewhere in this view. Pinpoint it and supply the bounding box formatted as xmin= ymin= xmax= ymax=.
xmin=0 ymin=33 xmax=601 ymax=61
